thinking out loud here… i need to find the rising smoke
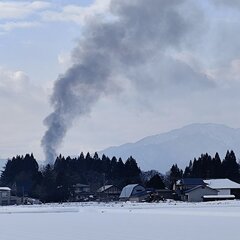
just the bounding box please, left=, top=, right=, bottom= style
left=41, top=0, right=213, bottom=163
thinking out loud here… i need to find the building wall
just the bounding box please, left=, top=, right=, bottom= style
left=0, top=190, right=11, bottom=205
left=104, top=186, right=121, bottom=194
left=218, top=189, right=230, bottom=195
left=186, top=187, right=218, bottom=202
left=74, top=185, right=90, bottom=194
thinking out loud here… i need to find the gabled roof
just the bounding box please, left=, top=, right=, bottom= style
left=97, top=185, right=114, bottom=192
left=179, top=178, right=205, bottom=186
left=204, top=179, right=240, bottom=189
left=184, top=185, right=217, bottom=194
left=119, top=184, right=142, bottom=198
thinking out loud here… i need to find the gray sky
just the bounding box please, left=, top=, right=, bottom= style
left=1, top=0, right=240, bottom=161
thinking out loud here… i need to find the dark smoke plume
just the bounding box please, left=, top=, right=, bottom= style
left=42, top=0, right=212, bottom=163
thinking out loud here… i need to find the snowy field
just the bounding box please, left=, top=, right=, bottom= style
left=1, top=200, right=240, bottom=240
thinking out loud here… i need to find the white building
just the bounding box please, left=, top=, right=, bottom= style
left=184, top=185, right=218, bottom=202
left=204, top=179, right=240, bottom=197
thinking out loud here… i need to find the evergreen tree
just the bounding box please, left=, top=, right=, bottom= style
left=183, top=166, right=191, bottom=178
left=222, top=150, right=240, bottom=181
left=169, top=164, right=183, bottom=184
left=146, top=174, right=165, bottom=189
left=0, top=154, right=41, bottom=196
left=0, top=152, right=143, bottom=202
left=125, top=156, right=141, bottom=178
left=40, top=164, right=56, bottom=202
left=212, top=152, right=222, bottom=178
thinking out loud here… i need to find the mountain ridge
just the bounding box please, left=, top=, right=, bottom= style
left=99, top=123, right=240, bottom=172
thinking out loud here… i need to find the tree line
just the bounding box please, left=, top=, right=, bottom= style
left=168, top=150, right=240, bottom=185
left=1, top=149, right=239, bottom=202
left=0, top=152, right=146, bottom=202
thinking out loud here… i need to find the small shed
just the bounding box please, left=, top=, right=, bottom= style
left=119, top=184, right=147, bottom=202
left=184, top=185, right=218, bottom=202
left=0, top=187, right=11, bottom=205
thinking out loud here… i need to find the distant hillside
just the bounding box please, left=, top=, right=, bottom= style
left=99, top=123, right=240, bottom=172
left=0, top=159, right=7, bottom=172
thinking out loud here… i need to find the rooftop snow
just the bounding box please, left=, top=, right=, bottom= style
left=97, top=185, right=114, bottom=192
left=0, top=187, right=11, bottom=191
left=204, top=179, right=240, bottom=189
left=203, top=195, right=235, bottom=199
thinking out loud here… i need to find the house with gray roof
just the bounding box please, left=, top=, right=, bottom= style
left=119, top=184, right=147, bottom=202
left=174, top=178, right=223, bottom=202
left=174, top=178, right=206, bottom=191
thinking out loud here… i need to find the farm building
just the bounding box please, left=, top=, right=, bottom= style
left=97, top=185, right=121, bottom=201
left=119, top=184, right=148, bottom=202
left=204, top=179, right=240, bottom=198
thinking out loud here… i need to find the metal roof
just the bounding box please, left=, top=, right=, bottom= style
left=204, top=179, right=240, bottom=189
left=184, top=185, right=216, bottom=194
left=119, top=184, right=141, bottom=198
left=179, top=178, right=205, bottom=186
left=97, top=185, right=114, bottom=192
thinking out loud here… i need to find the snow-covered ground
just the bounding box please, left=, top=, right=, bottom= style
left=1, top=200, right=240, bottom=240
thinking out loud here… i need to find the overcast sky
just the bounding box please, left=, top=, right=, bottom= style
left=1, top=0, right=240, bottom=161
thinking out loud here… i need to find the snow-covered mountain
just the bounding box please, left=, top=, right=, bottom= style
left=99, top=123, right=240, bottom=172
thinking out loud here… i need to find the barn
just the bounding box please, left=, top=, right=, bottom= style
left=119, top=184, right=147, bottom=202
